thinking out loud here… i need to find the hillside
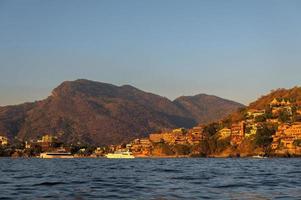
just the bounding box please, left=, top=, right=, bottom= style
left=249, top=87, right=301, bottom=109
left=0, top=79, right=243, bottom=145
left=174, top=94, right=244, bottom=124
left=225, top=87, right=301, bottom=123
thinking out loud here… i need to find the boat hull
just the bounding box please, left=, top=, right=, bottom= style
left=40, top=153, right=74, bottom=159
left=105, top=153, right=135, bottom=159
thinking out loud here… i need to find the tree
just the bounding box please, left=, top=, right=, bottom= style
left=173, top=144, right=191, bottom=155
left=264, top=106, right=273, bottom=119
left=204, top=123, right=220, bottom=137
left=255, top=115, right=266, bottom=123
left=293, top=139, right=301, bottom=147
left=199, top=139, right=210, bottom=157
left=279, top=110, right=291, bottom=123
left=254, top=125, right=276, bottom=154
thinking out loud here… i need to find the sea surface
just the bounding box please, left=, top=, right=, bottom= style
left=0, top=158, right=301, bottom=200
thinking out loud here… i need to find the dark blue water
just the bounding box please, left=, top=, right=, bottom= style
left=0, top=158, right=301, bottom=200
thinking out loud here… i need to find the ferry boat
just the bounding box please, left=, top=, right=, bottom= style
left=105, top=150, right=135, bottom=159
left=39, top=148, right=74, bottom=159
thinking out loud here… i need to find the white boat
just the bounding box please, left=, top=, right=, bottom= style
left=39, top=148, right=74, bottom=159
left=105, top=150, right=135, bottom=159
left=252, top=155, right=267, bottom=159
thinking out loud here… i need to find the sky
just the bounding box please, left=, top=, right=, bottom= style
left=1, top=0, right=301, bottom=106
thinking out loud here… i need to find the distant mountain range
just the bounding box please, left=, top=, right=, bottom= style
left=0, top=79, right=244, bottom=145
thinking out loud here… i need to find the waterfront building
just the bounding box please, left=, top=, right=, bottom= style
left=139, top=138, right=152, bottom=148
left=271, top=123, right=301, bottom=150
left=130, top=138, right=153, bottom=156
left=284, top=123, right=301, bottom=138
left=37, top=134, right=59, bottom=151
left=0, top=136, right=9, bottom=146
left=187, top=127, right=205, bottom=144
left=37, top=135, right=58, bottom=143
left=93, top=147, right=104, bottom=156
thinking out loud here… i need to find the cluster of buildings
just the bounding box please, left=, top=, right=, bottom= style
left=149, top=127, right=206, bottom=145
left=269, top=98, right=293, bottom=117
left=217, top=121, right=262, bottom=145
left=101, top=98, right=301, bottom=156
left=25, top=134, right=61, bottom=152
left=218, top=98, right=301, bottom=149
left=218, top=122, right=244, bottom=145
left=124, top=127, right=206, bottom=156
left=271, top=123, right=301, bottom=153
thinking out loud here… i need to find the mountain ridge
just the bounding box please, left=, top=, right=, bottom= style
left=0, top=79, right=244, bottom=145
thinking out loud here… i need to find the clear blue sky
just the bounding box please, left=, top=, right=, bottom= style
left=1, top=0, right=301, bottom=106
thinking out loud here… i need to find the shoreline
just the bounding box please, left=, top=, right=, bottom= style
left=2, top=154, right=301, bottom=159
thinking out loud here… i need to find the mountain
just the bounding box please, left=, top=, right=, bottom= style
left=174, top=94, right=244, bottom=124
left=0, top=79, right=244, bottom=145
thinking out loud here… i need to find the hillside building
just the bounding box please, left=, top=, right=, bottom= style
left=37, top=134, right=59, bottom=151
left=247, top=109, right=266, bottom=118
left=230, top=122, right=245, bottom=145
left=271, top=123, right=301, bottom=150
left=0, top=136, right=9, bottom=146
left=218, top=128, right=231, bottom=139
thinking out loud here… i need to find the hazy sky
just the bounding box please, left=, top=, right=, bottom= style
left=1, top=0, right=301, bottom=106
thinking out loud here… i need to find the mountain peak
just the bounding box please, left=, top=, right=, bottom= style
left=51, top=79, right=117, bottom=98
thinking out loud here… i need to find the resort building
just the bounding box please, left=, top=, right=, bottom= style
left=37, top=134, right=59, bottom=151
left=187, top=127, right=205, bottom=144
left=130, top=138, right=153, bottom=156
left=284, top=123, right=301, bottom=138
left=218, top=128, right=231, bottom=139
left=230, top=122, right=245, bottom=145
left=139, top=138, right=152, bottom=149
left=37, top=135, right=58, bottom=143
left=270, top=98, right=291, bottom=107
left=0, top=136, right=9, bottom=146
left=271, top=123, right=301, bottom=150
left=247, top=109, right=266, bottom=118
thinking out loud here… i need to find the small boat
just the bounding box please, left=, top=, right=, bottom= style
left=105, top=150, right=135, bottom=159
left=252, top=155, right=267, bottom=159
left=39, top=148, right=74, bottom=159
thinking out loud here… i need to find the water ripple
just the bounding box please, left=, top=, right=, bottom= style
left=0, top=158, right=301, bottom=199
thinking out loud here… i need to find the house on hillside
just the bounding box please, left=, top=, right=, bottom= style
left=37, top=134, right=59, bottom=151
left=0, top=136, right=9, bottom=146
left=245, top=123, right=261, bottom=138
left=271, top=123, right=301, bottom=150
left=270, top=98, right=291, bottom=107
left=130, top=138, right=153, bottom=156
left=218, top=128, right=231, bottom=139
left=247, top=109, right=266, bottom=118
left=230, top=122, right=245, bottom=145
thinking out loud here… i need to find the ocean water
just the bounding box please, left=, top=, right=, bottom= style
left=0, top=158, right=301, bottom=200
